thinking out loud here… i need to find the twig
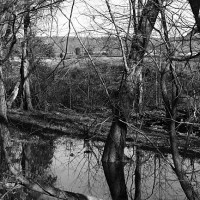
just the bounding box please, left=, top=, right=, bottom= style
left=105, top=0, right=129, bottom=73
left=46, top=0, right=75, bottom=80
left=121, top=119, right=175, bottom=170
left=59, top=8, right=113, bottom=105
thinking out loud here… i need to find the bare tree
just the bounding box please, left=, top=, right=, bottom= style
left=102, top=0, right=163, bottom=162
left=20, top=0, right=33, bottom=110
left=0, top=1, right=102, bottom=199
left=102, top=162, right=128, bottom=200
left=158, top=2, right=200, bottom=199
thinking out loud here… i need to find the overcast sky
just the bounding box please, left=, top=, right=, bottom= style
left=39, top=0, right=195, bottom=38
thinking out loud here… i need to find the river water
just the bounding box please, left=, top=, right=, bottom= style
left=1, top=135, right=200, bottom=200
left=49, top=136, right=199, bottom=200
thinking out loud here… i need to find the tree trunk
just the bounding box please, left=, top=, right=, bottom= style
left=7, top=81, right=20, bottom=109
left=20, top=0, right=33, bottom=111
left=0, top=66, right=101, bottom=200
left=128, top=0, right=162, bottom=113
left=169, top=79, right=200, bottom=200
left=188, top=0, right=200, bottom=32
left=159, top=6, right=200, bottom=198
left=160, top=65, right=200, bottom=199
left=102, top=0, right=163, bottom=163
left=160, top=72, right=171, bottom=122
left=134, top=147, right=142, bottom=200
left=21, top=143, right=32, bottom=178
left=169, top=109, right=199, bottom=199
left=0, top=67, right=7, bottom=122
left=102, top=162, right=128, bottom=200
left=102, top=115, right=127, bottom=162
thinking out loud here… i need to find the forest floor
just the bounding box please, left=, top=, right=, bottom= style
left=7, top=108, right=200, bottom=158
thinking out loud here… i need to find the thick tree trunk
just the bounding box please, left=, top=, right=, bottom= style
left=128, top=0, right=162, bottom=113
left=128, top=65, right=143, bottom=113
left=102, top=116, right=127, bottom=162
left=20, top=0, right=33, bottom=111
left=102, top=0, right=163, bottom=163
left=102, top=162, right=128, bottom=200
left=20, top=58, right=33, bottom=110
left=102, top=79, right=131, bottom=163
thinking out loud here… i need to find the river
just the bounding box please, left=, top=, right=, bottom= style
left=1, top=135, right=199, bottom=200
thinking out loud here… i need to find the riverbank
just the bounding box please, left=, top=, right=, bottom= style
left=7, top=108, right=200, bottom=158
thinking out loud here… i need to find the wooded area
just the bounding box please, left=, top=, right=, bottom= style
left=1, top=0, right=200, bottom=199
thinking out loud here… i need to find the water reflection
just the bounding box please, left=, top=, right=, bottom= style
left=125, top=148, right=184, bottom=200
left=0, top=137, right=57, bottom=200
left=51, top=138, right=106, bottom=198
left=1, top=135, right=200, bottom=200
left=21, top=140, right=56, bottom=184
left=102, top=162, right=128, bottom=200
left=51, top=137, right=200, bottom=200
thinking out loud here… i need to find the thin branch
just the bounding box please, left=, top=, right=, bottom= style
left=59, top=7, right=113, bottom=106
left=46, top=0, right=75, bottom=80
left=105, top=0, right=129, bottom=73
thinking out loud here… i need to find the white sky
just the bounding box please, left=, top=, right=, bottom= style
left=38, top=0, right=195, bottom=38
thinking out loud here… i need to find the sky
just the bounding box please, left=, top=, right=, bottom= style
left=38, top=0, right=195, bottom=38
left=39, top=0, right=135, bottom=37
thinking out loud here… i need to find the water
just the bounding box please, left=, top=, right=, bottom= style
left=51, top=138, right=106, bottom=198
left=49, top=136, right=197, bottom=200
left=1, top=135, right=200, bottom=200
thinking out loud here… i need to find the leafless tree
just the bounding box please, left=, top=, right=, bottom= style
left=102, top=0, right=164, bottom=162
left=20, top=0, right=33, bottom=110
left=0, top=1, right=102, bottom=199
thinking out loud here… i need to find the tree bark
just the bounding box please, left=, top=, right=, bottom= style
left=102, top=162, right=128, bottom=200
left=20, top=0, right=33, bottom=111
left=102, top=0, right=163, bottom=163
left=128, top=0, right=162, bottom=113
left=102, top=116, right=127, bottom=163
left=160, top=72, right=171, bottom=121
left=134, top=147, right=142, bottom=200
left=0, top=67, right=7, bottom=122
left=188, top=0, right=200, bottom=32
left=7, top=81, right=20, bottom=109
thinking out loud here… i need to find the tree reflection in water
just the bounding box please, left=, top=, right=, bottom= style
left=1, top=136, right=200, bottom=199
left=21, top=139, right=56, bottom=185
left=0, top=136, right=56, bottom=200
left=52, top=137, right=200, bottom=200
left=124, top=146, right=200, bottom=200
left=102, top=162, right=128, bottom=200
left=51, top=138, right=105, bottom=197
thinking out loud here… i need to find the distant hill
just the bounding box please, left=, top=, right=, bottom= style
left=40, top=36, right=122, bottom=57
left=31, top=33, right=200, bottom=58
